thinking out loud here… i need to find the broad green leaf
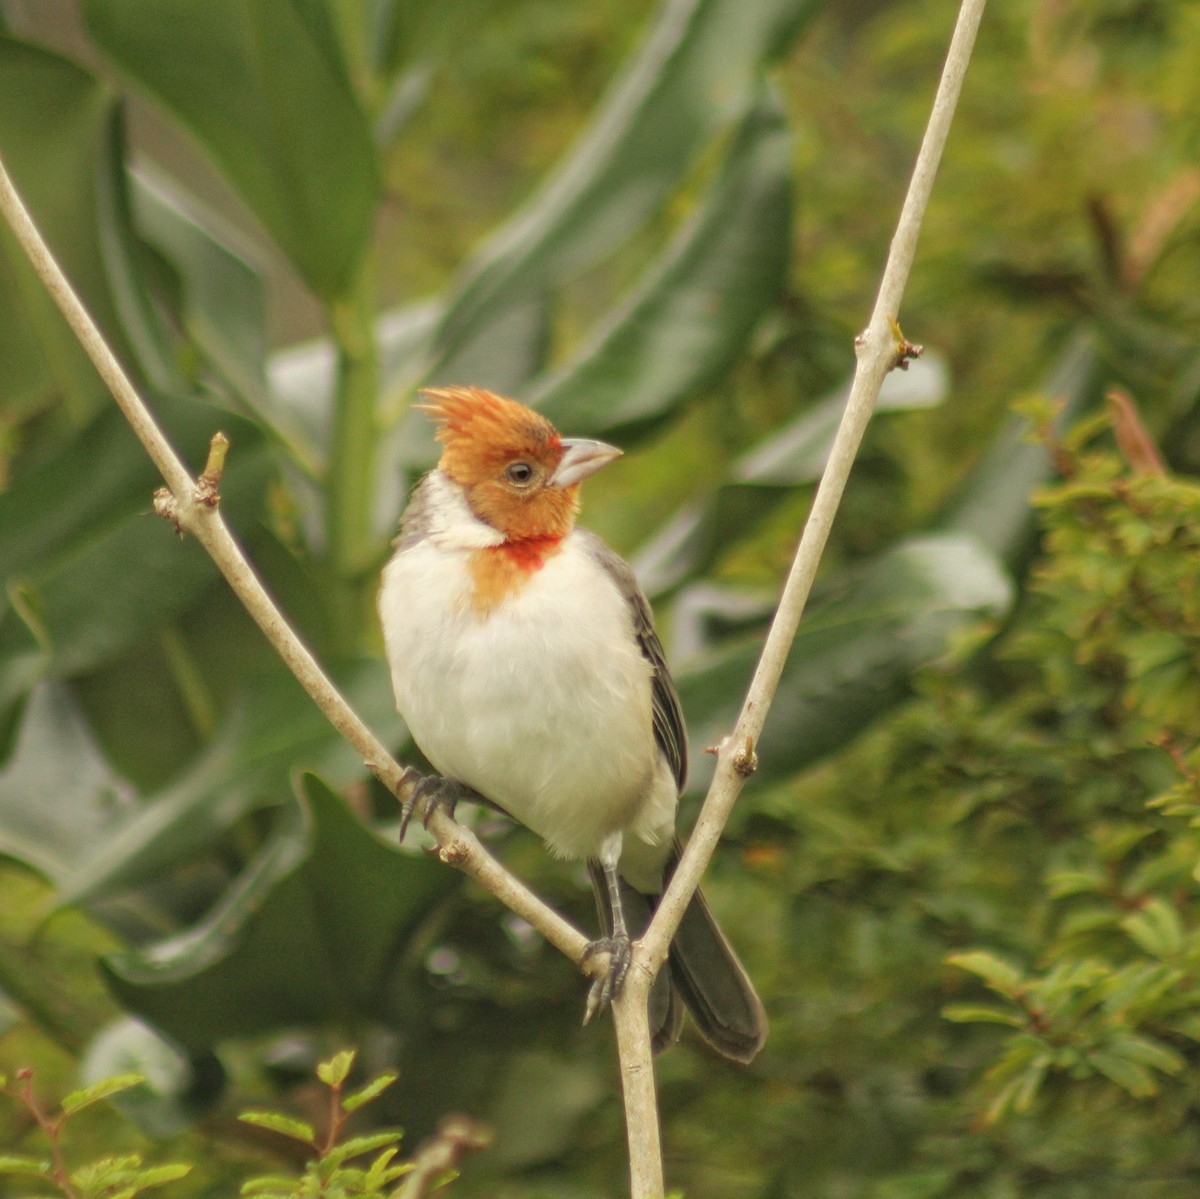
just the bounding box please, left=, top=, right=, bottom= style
left=0, top=37, right=134, bottom=413
left=82, top=1017, right=225, bottom=1137
left=102, top=774, right=457, bottom=1051
left=54, top=658, right=401, bottom=907
left=633, top=353, right=949, bottom=595
left=0, top=599, right=47, bottom=718
left=937, top=331, right=1099, bottom=564
left=82, top=0, right=381, bottom=300
left=0, top=405, right=206, bottom=583
left=677, top=534, right=1013, bottom=789
left=268, top=299, right=440, bottom=466
left=8, top=440, right=273, bottom=680
left=372, top=0, right=489, bottom=79
left=0, top=683, right=134, bottom=885
left=0, top=417, right=149, bottom=607
left=732, top=355, right=949, bottom=488
left=131, top=172, right=269, bottom=410
left=426, top=295, right=550, bottom=404
left=433, top=0, right=819, bottom=362
left=529, top=88, right=791, bottom=438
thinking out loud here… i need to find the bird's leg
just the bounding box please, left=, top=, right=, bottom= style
left=398, top=773, right=479, bottom=843
left=582, top=832, right=632, bottom=1023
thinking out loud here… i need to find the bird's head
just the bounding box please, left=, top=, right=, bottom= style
left=418, top=386, right=621, bottom=542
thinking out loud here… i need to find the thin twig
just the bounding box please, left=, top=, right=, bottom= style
left=0, top=1, right=986, bottom=1187
left=638, top=0, right=989, bottom=984
left=0, top=150, right=584, bottom=978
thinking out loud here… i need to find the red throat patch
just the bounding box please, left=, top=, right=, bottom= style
left=467, top=535, right=564, bottom=615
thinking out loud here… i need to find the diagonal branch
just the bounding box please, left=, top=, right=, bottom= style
left=0, top=151, right=587, bottom=973
left=638, top=0, right=990, bottom=974
left=1, top=2, right=987, bottom=1188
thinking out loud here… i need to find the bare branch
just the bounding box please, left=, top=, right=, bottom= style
left=640, top=0, right=990, bottom=974
left=611, top=986, right=663, bottom=1199
left=0, top=150, right=586, bottom=982
left=0, top=3, right=987, bottom=1189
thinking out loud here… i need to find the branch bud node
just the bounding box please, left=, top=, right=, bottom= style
left=152, top=487, right=185, bottom=537
left=733, top=736, right=758, bottom=777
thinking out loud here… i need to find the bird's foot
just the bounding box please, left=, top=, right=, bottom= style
left=398, top=773, right=472, bottom=843
left=581, top=934, right=632, bottom=1024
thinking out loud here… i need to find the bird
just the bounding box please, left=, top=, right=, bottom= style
left=378, top=385, right=766, bottom=1062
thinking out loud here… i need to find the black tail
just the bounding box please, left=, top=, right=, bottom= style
left=589, top=846, right=767, bottom=1063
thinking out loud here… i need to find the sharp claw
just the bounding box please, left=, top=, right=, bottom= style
left=398, top=795, right=418, bottom=844
left=397, top=773, right=464, bottom=846
left=581, top=934, right=631, bottom=1022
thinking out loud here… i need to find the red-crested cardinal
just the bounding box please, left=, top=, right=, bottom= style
left=378, top=386, right=766, bottom=1062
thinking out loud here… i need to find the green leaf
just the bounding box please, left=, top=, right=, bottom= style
left=633, top=353, right=949, bottom=594
left=677, top=534, right=1013, bottom=787
left=1010, top=1058, right=1050, bottom=1114
left=269, top=299, right=440, bottom=470
left=131, top=173, right=269, bottom=410
left=434, top=0, right=818, bottom=362
left=1120, top=897, right=1185, bottom=959
left=54, top=657, right=401, bottom=906
left=81, top=1017, right=224, bottom=1138
left=0, top=36, right=145, bottom=413
left=1107, top=1033, right=1184, bottom=1075
left=82, top=0, right=381, bottom=300
left=946, top=951, right=1025, bottom=994
left=101, top=775, right=457, bottom=1051
left=124, top=1163, right=192, bottom=1188
left=937, top=332, right=1099, bottom=564
left=1087, top=1048, right=1159, bottom=1097
left=10, top=437, right=272, bottom=681
left=530, top=86, right=792, bottom=439
left=240, top=1175, right=304, bottom=1196
left=0, top=1155, right=51, bottom=1177
left=0, top=683, right=133, bottom=885
left=342, top=1071, right=399, bottom=1113
left=427, top=294, right=551, bottom=406
left=316, top=1049, right=356, bottom=1088
left=941, top=1004, right=1025, bottom=1028
left=363, top=1147, right=411, bottom=1189
left=322, top=1131, right=404, bottom=1168
left=238, top=1110, right=316, bottom=1144
left=62, top=1073, right=147, bottom=1114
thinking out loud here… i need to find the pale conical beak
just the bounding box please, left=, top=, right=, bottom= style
left=551, top=438, right=622, bottom=488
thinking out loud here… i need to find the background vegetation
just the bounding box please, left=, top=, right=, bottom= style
left=2, top=0, right=1200, bottom=1195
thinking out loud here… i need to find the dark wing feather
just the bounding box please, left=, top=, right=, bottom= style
left=577, top=530, right=687, bottom=793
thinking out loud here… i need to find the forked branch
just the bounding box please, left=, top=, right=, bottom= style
left=0, top=2, right=987, bottom=1188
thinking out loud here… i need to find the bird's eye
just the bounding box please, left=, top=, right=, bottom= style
left=505, top=461, right=535, bottom=486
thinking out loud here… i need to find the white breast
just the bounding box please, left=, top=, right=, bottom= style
left=378, top=532, right=677, bottom=869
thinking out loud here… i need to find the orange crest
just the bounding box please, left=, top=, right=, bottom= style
left=418, top=386, right=562, bottom=484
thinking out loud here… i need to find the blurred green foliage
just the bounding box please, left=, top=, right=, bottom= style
left=1, top=0, right=1200, bottom=1195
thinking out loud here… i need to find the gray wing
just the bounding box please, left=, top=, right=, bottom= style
left=578, top=530, right=687, bottom=793
left=392, top=472, right=437, bottom=551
